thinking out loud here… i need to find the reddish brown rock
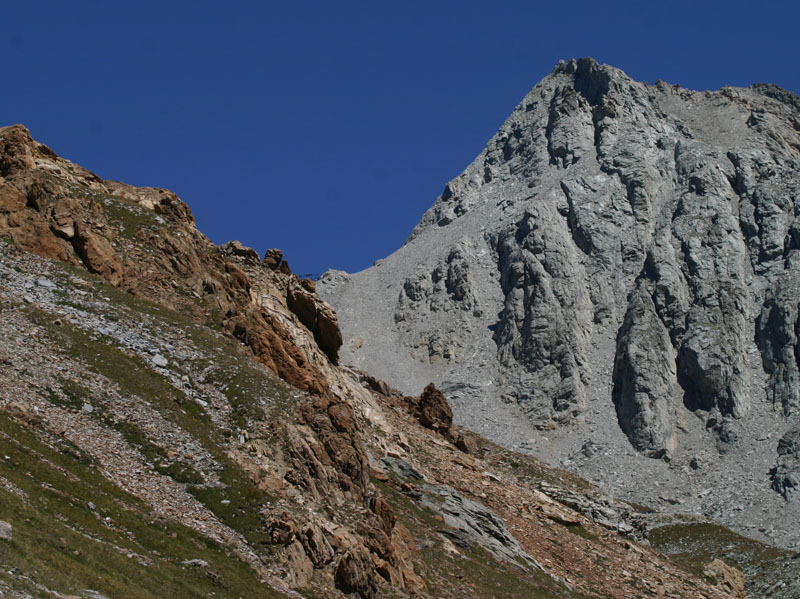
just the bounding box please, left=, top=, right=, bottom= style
left=285, top=540, right=314, bottom=587
left=263, top=248, right=283, bottom=270
left=222, top=240, right=260, bottom=265
left=72, top=222, right=123, bottom=286
left=50, top=197, right=78, bottom=239
left=703, top=559, right=746, bottom=599
left=6, top=209, right=73, bottom=262
left=334, top=546, right=378, bottom=599
left=0, top=125, right=37, bottom=173
left=299, top=523, right=335, bottom=567
left=263, top=247, right=291, bottom=273
left=265, top=515, right=298, bottom=546
left=224, top=261, right=251, bottom=291
left=0, top=181, right=26, bottom=213
left=370, top=493, right=396, bottom=533
left=361, top=526, right=394, bottom=562
left=328, top=401, right=357, bottom=434
left=416, top=383, right=453, bottom=435
left=287, top=281, right=343, bottom=364
left=300, top=278, right=316, bottom=293
left=360, top=372, right=395, bottom=397
left=232, top=309, right=326, bottom=396
left=454, top=432, right=477, bottom=455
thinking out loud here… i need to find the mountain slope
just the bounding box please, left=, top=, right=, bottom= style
left=0, top=123, right=762, bottom=598
left=318, top=58, right=800, bottom=552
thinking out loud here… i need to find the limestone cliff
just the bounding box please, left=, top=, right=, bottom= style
left=319, top=58, right=800, bottom=553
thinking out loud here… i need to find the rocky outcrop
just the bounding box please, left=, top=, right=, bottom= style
left=411, top=383, right=453, bottom=434
left=771, top=428, right=800, bottom=499
left=421, top=484, right=537, bottom=567
left=0, top=123, right=411, bottom=598
left=612, top=284, right=679, bottom=458
left=319, top=59, right=800, bottom=548
left=490, top=211, right=591, bottom=425
left=287, top=279, right=343, bottom=364
left=334, top=547, right=378, bottom=599
left=756, top=277, right=800, bottom=415
left=0, top=124, right=342, bottom=399
left=703, top=559, right=747, bottom=599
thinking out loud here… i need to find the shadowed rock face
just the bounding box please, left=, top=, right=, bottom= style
left=771, top=428, right=800, bottom=499
left=319, top=58, right=800, bottom=546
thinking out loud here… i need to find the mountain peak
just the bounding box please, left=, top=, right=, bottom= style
left=319, top=59, right=800, bottom=573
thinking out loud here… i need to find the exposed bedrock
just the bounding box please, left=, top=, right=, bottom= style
left=318, top=58, right=800, bottom=519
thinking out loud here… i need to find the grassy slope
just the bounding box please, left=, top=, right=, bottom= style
left=0, top=256, right=295, bottom=597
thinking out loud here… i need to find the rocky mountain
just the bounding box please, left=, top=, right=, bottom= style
left=6, top=122, right=792, bottom=598
left=318, top=58, right=800, bottom=557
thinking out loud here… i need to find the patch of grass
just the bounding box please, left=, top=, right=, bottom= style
left=0, top=413, right=283, bottom=599
left=649, top=522, right=792, bottom=585
left=157, top=461, right=205, bottom=485
left=23, top=304, right=278, bottom=546
left=479, top=439, right=595, bottom=494
left=59, top=179, right=164, bottom=241
left=50, top=259, right=194, bottom=330
left=194, top=343, right=302, bottom=428
left=54, top=377, right=205, bottom=487
left=58, top=378, right=91, bottom=409
left=25, top=304, right=205, bottom=421
left=101, top=196, right=162, bottom=240
left=561, top=522, right=600, bottom=543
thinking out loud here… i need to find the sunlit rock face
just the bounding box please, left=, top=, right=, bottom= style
left=320, top=58, right=800, bottom=550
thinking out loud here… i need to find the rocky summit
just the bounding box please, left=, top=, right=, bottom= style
left=2, top=62, right=800, bottom=598
left=318, top=58, right=800, bottom=557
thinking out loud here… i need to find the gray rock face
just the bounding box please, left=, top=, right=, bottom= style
left=421, top=485, right=538, bottom=568
left=319, top=58, right=800, bottom=549
left=771, top=428, right=800, bottom=499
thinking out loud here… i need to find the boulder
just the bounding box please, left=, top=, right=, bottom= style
left=0, top=520, right=11, bottom=541
left=72, top=222, right=123, bottom=286
left=416, top=383, right=453, bottom=434
left=703, top=558, right=746, bottom=599
left=771, top=428, right=800, bottom=499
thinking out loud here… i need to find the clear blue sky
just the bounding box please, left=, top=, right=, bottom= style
left=4, top=1, right=799, bottom=276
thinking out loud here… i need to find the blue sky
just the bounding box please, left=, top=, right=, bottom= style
left=3, top=1, right=799, bottom=276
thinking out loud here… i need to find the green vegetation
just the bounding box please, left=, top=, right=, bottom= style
left=477, top=438, right=595, bottom=494
left=561, top=522, right=600, bottom=543
left=22, top=301, right=283, bottom=549
left=649, top=521, right=792, bottom=587
left=59, top=178, right=166, bottom=241
left=100, top=194, right=164, bottom=240
left=0, top=414, right=283, bottom=599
